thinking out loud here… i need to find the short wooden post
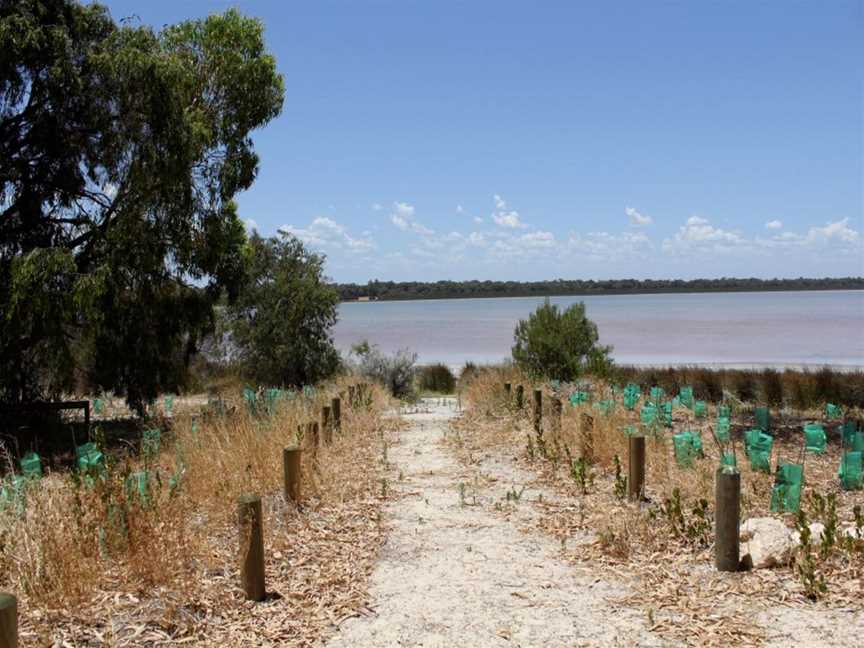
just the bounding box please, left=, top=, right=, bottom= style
left=348, top=385, right=356, bottom=407
left=322, top=406, right=332, bottom=445
left=715, top=468, right=741, bottom=572
left=83, top=401, right=90, bottom=438
left=237, top=495, right=265, bottom=601
left=307, top=421, right=319, bottom=450
left=552, top=397, right=562, bottom=434
left=504, top=382, right=512, bottom=401
left=515, top=385, right=524, bottom=411
left=533, top=389, right=542, bottom=433
left=0, top=592, right=16, bottom=648
left=283, top=446, right=301, bottom=503
left=579, top=413, right=594, bottom=461
left=628, top=435, right=646, bottom=502
left=331, top=397, right=341, bottom=433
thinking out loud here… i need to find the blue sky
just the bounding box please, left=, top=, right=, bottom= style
left=102, top=0, right=863, bottom=282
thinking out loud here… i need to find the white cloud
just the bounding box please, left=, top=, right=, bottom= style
left=625, top=206, right=652, bottom=226
left=468, top=232, right=487, bottom=247
left=519, top=230, right=556, bottom=248
left=387, top=201, right=434, bottom=236
left=280, top=216, right=375, bottom=253
left=473, top=216, right=484, bottom=224
left=568, top=231, right=652, bottom=260
left=371, top=203, right=383, bottom=211
left=765, top=220, right=783, bottom=230
left=494, top=194, right=507, bottom=210
left=662, top=215, right=745, bottom=254
left=493, top=211, right=527, bottom=229
left=244, top=218, right=258, bottom=233
left=456, top=204, right=464, bottom=214
left=807, top=218, right=859, bottom=244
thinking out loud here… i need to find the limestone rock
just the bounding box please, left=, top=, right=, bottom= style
left=740, top=517, right=796, bottom=569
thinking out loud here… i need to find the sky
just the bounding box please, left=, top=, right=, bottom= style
left=101, top=0, right=863, bottom=283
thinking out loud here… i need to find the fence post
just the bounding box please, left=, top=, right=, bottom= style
left=628, top=435, right=645, bottom=502
left=322, top=406, right=332, bottom=445
left=533, top=389, right=542, bottom=434
left=552, top=397, right=562, bottom=435
left=307, top=421, right=319, bottom=450
left=504, top=382, right=512, bottom=402
left=282, top=446, right=301, bottom=503
left=715, top=468, right=741, bottom=572
left=237, top=495, right=265, bottom=601
left=579, top=413, right=594, bottom=461
left=515, top=385, right=524, bottom=411
left=0, top=592, right=16, bottom=648
left=348, top=385, right=356, bottom=407
left=331, top=397, right=341, bottom=433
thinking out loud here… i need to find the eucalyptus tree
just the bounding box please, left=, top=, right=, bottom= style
left=0, top=1, right=283, bottom=410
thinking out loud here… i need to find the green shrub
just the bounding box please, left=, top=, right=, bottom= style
left=511, top=299, right=612, bottom=381
left=760, top=369, right=784, bottom=406
left=418, top=364, right=456, bottom=393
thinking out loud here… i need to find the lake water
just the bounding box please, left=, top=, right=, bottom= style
left=333, top=290, right=864, bottom=369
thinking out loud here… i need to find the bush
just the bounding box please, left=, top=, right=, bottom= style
left=349, top=341, right=417, bottom=397
left=760, top=369, right=784, bottom=406
left=512, top=299, right=612, bottom=381
left=418, top=364, right=456, bottom=393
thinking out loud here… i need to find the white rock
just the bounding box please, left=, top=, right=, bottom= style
left=740, top=517, right=797, bottom=569
left=841, top=526, right=863, bottom=540
left=790, top=522, right=826, bottom=546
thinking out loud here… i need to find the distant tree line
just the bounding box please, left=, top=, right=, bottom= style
left=336, top=277, right=864, bottom=302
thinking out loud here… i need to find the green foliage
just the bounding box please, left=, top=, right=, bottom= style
left=511, top=299, right=612, bottom=382
left=227, top=232, right=339, bottom=387
left=418, top=364, right=456, bottom=393
left=0, top=1, right=284, bottom=410
left=655, top=488, right=711, bottom=546
left=350, top=341, right=417, bottom=397
left=795, top=509, right=827, bottom=600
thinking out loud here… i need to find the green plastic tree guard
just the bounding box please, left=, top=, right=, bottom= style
left=93, top=398, right=104, bottom=415
left=164, top=394, right=174, bottom=415
left=679, top=386, right=694, bottom=408
left=570, top=391, right=589, bottom=406
left=594, top=399, right=614, bottom=415
left=661, top=401, right=673, bottom=427
left=649, top=386, right=664, bottom=403
left=770, top=463, right=804, bottom=513
left=755, top=407, right=770, bottom=432
left=746, top=431, right=773, bottom=472
left=142, top=428, right=161, bottom=460
left=20, top=452, right=42, bottom=479
left=825, top=403, right=842, bottom=419
left=720, top=452, right=737, bottom=471
left=716, top=416, right=731, bottom=442
left=804, top=423, right=826, bottom=454
left=694, top=401, right=707, bottom=418
left=673, top=431, right=703, bottom=468
left=838, top=452, right=863, bottom=491
left=126, top=471, right=150, bottom=506
left=718, top=404, right=731, bottom=418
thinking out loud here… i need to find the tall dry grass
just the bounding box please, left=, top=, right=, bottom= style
left=0, top=375, right=392, bottom=639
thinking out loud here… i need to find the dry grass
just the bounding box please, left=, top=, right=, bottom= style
left=0, top=376, right=397, bottom=646
left=447, top=367, right=863, bottom=646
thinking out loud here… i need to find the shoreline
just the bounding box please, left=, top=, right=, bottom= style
left=337, top=286, right=864, bottom=305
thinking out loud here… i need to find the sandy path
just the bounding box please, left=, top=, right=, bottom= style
left=327, top=399, right=667, bottom=647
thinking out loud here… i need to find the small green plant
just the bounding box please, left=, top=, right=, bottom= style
left=656, top=488, right=711, bottom=546
left=613, top=454, right=627, bottom=500
left=506, top=485, right=526, bottom=502
left=570, top=456, right=593, bottom=494
left=795, top=509, right=827, bottom=600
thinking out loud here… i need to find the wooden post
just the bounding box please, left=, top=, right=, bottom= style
left=282, top=447, right=301, bottom=503
left=237, top=495, right=265, bottom=601
left=533, top=389, right=542, bottom=434
left=504, top=382, right=512, bottom=401
left=515, top=385, right=524, bottom=411
left=322, top=406, right=332, bottom=445
left=0, top=592, right=16, bottom=648
left=579, top=413, right=594, bottom=461
left=628, top=435, right=646, bottom=502
left=348, top=385, right=356, bottom=407
left=552, top=397, right=562, bottom=434
left=331, top=397, right=341, bottom=433
left=307, top=421, right=319, bottom=450
left=83, top=401, right=90, bottom=439
left=715, top=468, right=741, bottom=572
